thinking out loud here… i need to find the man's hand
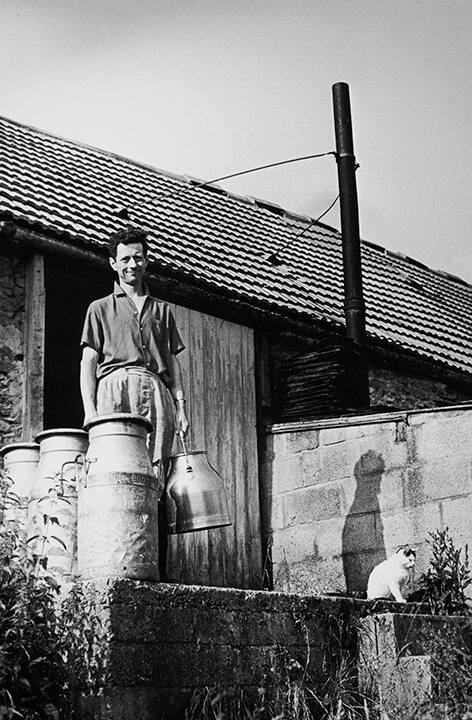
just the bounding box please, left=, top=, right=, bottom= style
left=176, top=404, right=189, bottom=436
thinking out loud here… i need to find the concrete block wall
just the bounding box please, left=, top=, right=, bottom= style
left=359, top=612, right=472, bottom=718
left=0, top=255, right=25, bottom=444
left=72, top=581, right=472, bottom=720
left=261, top=405, right=472, bottom=596
left=73, top=579, right=367, bottom=720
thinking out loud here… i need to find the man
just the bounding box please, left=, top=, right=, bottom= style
left=80, top=226, right=189, bottom=495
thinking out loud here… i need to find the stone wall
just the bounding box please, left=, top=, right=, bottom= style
left=261, top=404, right=472, bottom=595
left=0, top=255, right=25, bottom=444
left=359, top=611, right=472, bottom=718
left=72, top=580, right=472, bottom=720
left=74, top=580, right=359, bottom=720
left=369, top=365, right=469, bottom=410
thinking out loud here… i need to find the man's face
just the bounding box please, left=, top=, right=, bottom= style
left=109, top=242, right=148, bottom=287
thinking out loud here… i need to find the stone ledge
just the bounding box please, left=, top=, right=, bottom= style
left=86, top=578, right=424, bottom=615
left=268, top=402, right=472, bottom=435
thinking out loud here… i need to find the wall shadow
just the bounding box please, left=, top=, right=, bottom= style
left=342, top=449, right=387, bottom=595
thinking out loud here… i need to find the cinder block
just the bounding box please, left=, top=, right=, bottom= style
left=270, top=495, right=284, bottom=530
left=110, top=605, right=197, bottom=644
left=319, top=440, right=359, bottom=482
left=381, top=503, right=442, bottom=552
left=273, top=554, right=346, bottom=595
left=359, top=426, right=408, bottom=469
left=272, top=432, right=286, bottom=457
left=358, top=421, right=392, bottom=438
left=358, top=614, right=432, bottom=719
left=314, top=516, right=345, bottom=558
left=301, top=449, right=322, bottom=486
left=403, top=459, right=471, bottom=506
left=359, top=611, right=472, bottom=719
left=283, top=484, right=342, bottom=526
left=272, top=453, right=304, bottom=493
left=413, top=412, right=472, bottom=461
left=321, top=426, right=351, bottom=446
left=440, top=495, right=472, bottom=548
left=341, top=511, right=378, bottom=552
left=340, top=474, right=384, bottom=516
left=407, top=541, right=430, bottom=580
left=378, top=468, right=405, bottom=512
left=271, top=524, right=316, bottom=564
left=285, top=429, right=319, bottom=454
left=408, top=407, right=467, bottom=429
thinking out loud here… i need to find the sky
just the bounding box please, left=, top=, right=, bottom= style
left=1, top=0, right=472, bottom=284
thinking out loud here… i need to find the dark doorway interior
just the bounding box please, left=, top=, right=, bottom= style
left=44, top=256, right=109, bottom=430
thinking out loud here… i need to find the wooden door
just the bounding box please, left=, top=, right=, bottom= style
left=166, top=305, right=262, bottom=590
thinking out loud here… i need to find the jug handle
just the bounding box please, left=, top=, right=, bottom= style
left=177, top=430, right=193, bottom=472
left=56, top=454, right=86, bottom=495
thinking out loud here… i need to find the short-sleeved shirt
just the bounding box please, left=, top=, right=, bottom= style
left=80, top=282, right=184, bottom=384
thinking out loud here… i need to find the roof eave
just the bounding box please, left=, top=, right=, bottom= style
left=2, top=217, right=472, bottom=387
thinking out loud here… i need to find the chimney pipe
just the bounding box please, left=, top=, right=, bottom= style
left=332, top=82, right=366, bottom=347
left=332, top=83, right=370, bottom=408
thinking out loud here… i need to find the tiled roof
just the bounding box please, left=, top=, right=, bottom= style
left=1, top=115, right=471, bottom=376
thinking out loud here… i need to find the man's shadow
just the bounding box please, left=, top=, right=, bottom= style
left=342, top=450, right=387, bottom=595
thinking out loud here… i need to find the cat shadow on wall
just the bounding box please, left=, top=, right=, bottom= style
left=342, top=450, right=387, bottom=595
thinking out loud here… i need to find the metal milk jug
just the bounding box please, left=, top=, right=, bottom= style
left=28, top=428, right=88, bottom=582
left=0, top=442, right=40, bottom=532
left=165, top=433, right=231, bottom=534
left=78, top=413, right=159, bottom=581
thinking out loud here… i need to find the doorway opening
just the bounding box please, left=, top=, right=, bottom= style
left=44, top=256, right=110, bottom=429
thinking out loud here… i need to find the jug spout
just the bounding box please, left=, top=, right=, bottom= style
left=165, top=449, right=231, bottom=534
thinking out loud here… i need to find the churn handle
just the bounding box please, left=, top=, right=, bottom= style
left=177, top=430, right=192, bottom=471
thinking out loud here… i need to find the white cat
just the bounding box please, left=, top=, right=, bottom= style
left=366, top=547, right=416, bottom=603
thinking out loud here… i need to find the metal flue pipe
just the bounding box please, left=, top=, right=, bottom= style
left=332, top=82, right=366, bottom=347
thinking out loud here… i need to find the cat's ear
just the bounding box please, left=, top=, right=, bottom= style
left=396, top=545, right=416, bottom=558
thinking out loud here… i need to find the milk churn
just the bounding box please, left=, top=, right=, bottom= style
left=0, top=442, right=40, bottom=532
left=165, top=433, right=231, bottom=534
left=28, top=428, right=88, bottom=583
left=78, top=413, right=159, bottom=581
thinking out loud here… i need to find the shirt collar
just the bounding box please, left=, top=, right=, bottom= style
left=113, top=281, right=150, bottom=297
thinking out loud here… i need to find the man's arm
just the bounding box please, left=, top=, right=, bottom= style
left=80, top=345, right=99, bottom=426
left=168, top=353, right=190, bottom=436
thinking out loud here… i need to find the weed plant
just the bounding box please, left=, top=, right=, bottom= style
left=0, top=467, right=91, bottom=720
left=185, top=614, right=371, bottom=720
left=0, top=519, right=68, bottom=718
left=414, top=527, right=471, bottom=615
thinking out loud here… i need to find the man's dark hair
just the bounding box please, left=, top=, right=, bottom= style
left=108, top=226, right=149, bottom=258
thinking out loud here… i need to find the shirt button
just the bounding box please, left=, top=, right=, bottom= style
left=142, top=345, right=146, bottom=349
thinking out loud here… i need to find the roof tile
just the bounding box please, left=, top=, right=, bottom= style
left=0, top=116, right=471, bottom=375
